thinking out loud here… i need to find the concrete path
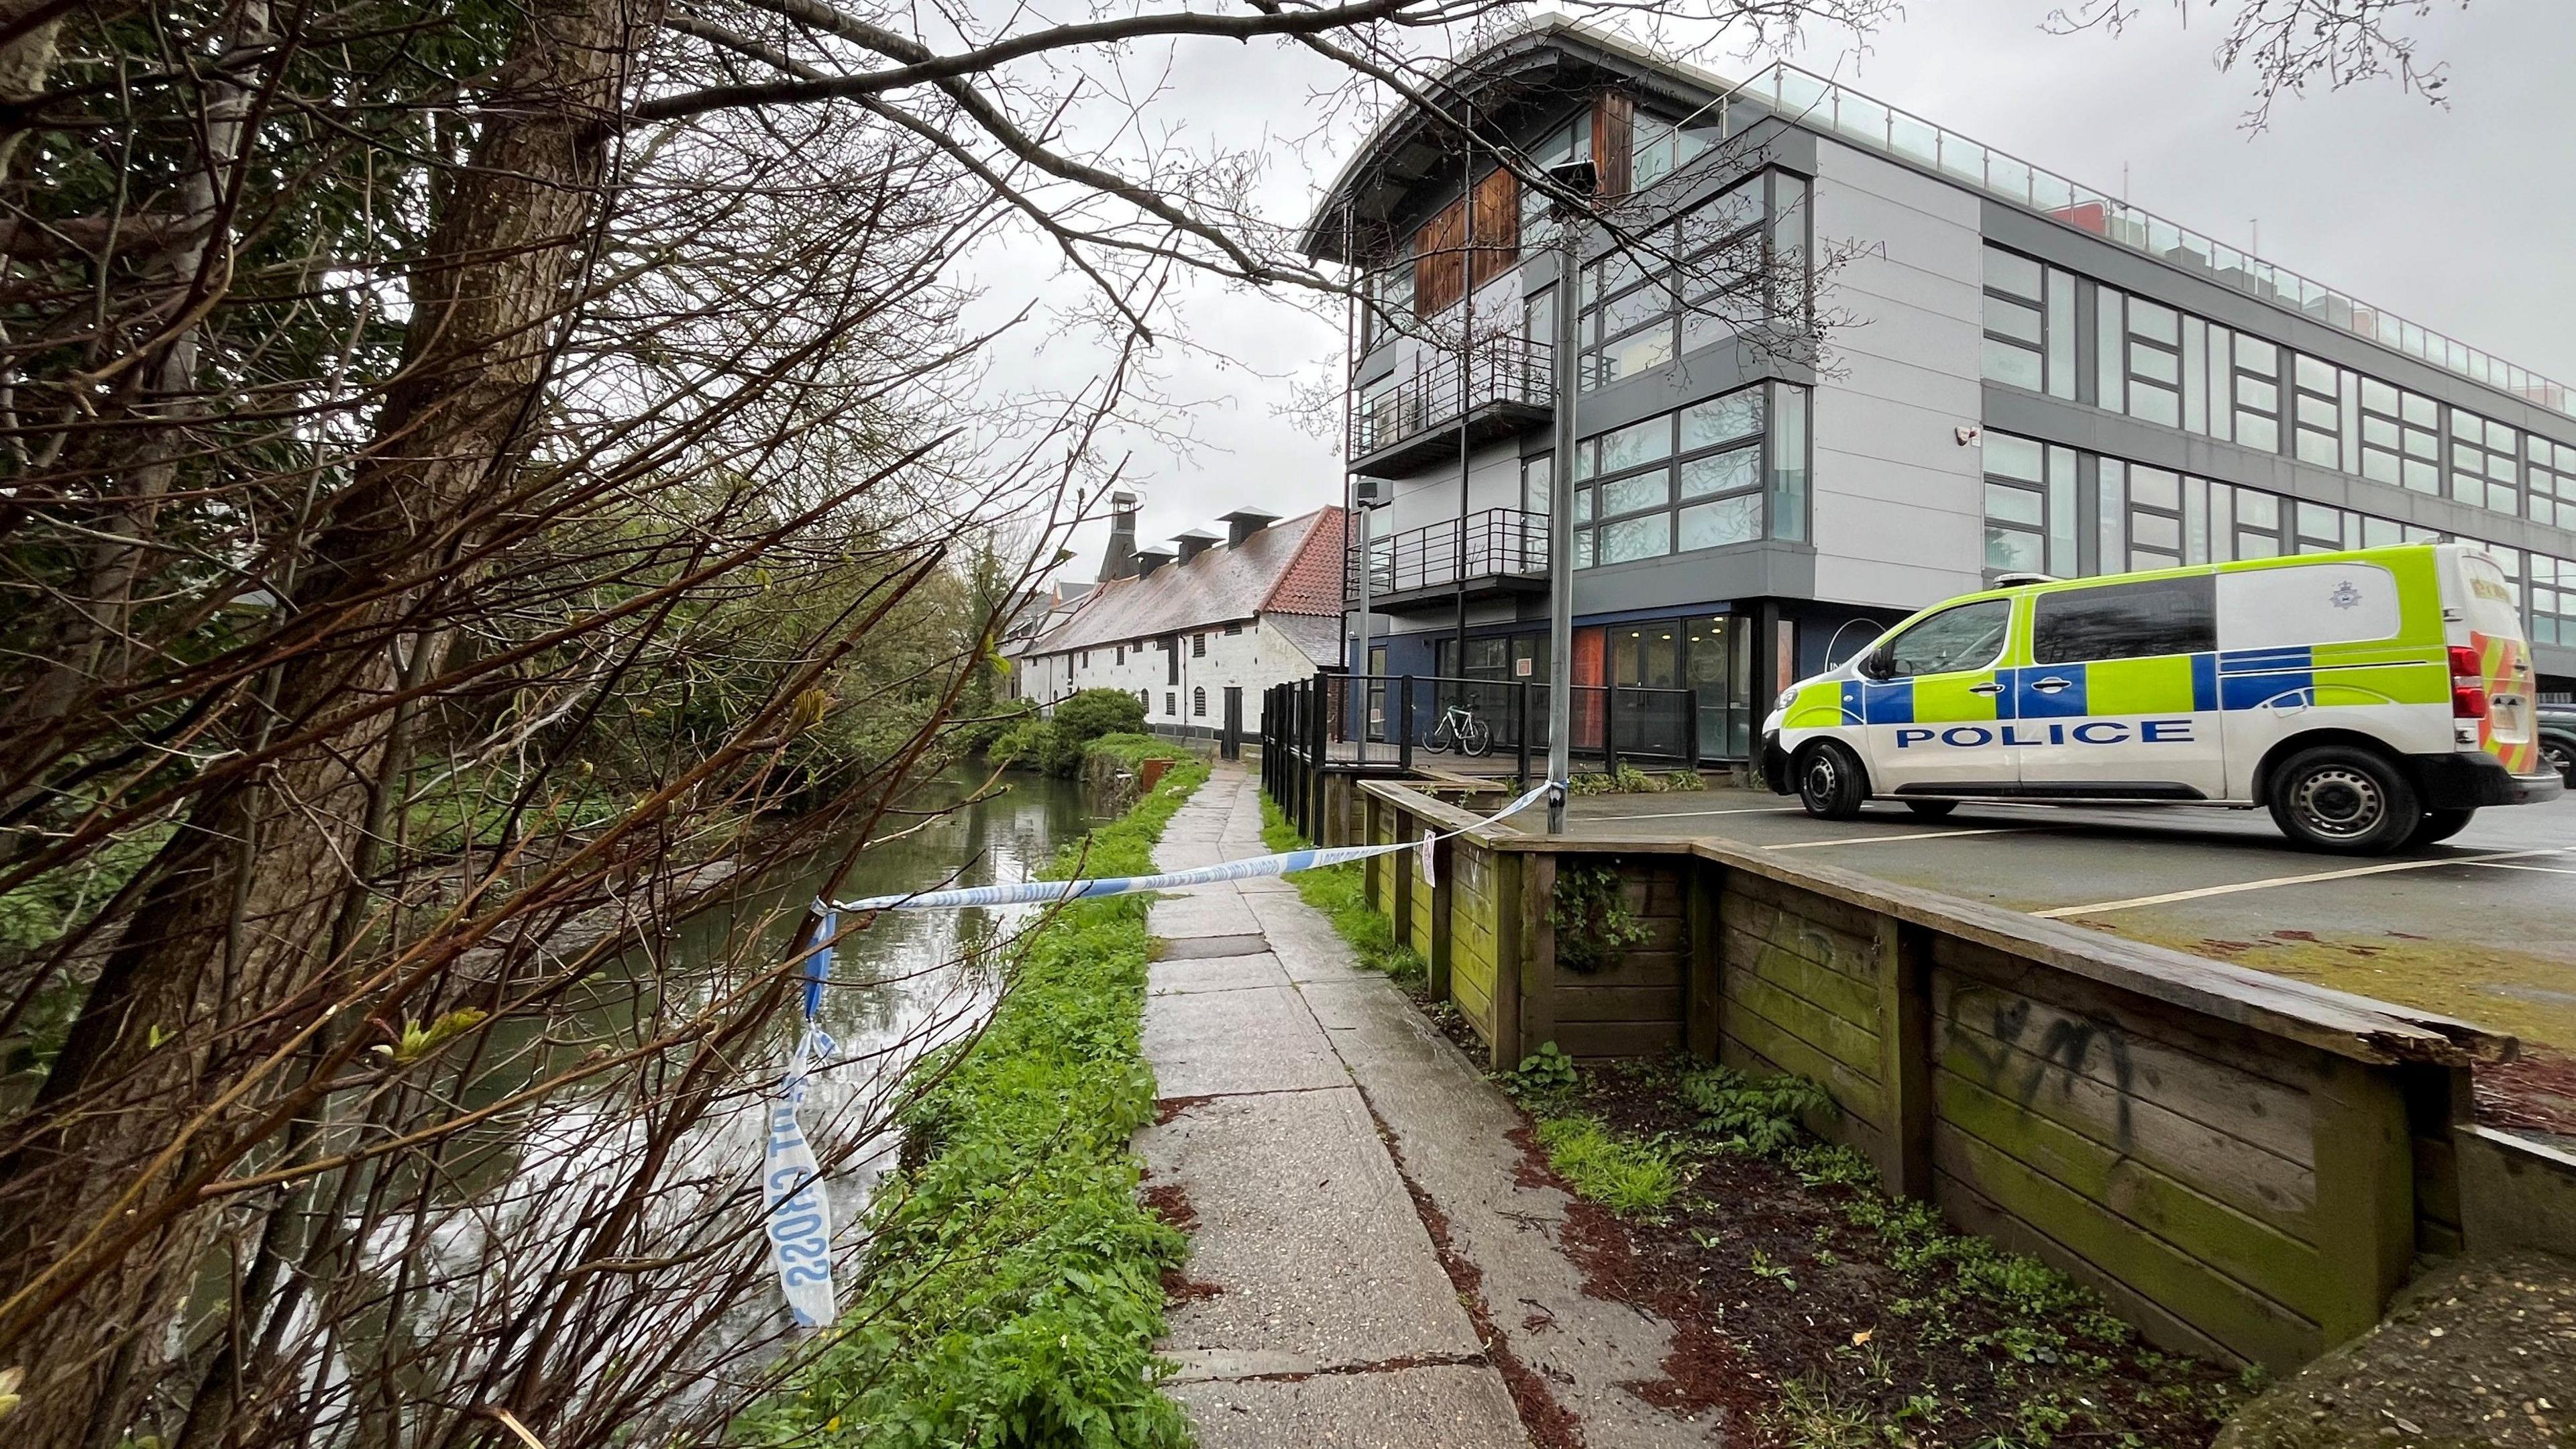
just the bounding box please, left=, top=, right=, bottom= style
left=1136, top=764, right=1723, bottom=1448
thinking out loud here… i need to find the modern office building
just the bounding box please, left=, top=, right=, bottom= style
left=1301, top=19, right=2576, bottom=761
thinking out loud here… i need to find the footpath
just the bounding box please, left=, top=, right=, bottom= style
left=1135, top=763, right=1721, bottom=1448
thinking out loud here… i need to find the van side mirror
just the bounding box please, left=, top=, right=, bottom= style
left=1860, top=643, right=1893, bottom=680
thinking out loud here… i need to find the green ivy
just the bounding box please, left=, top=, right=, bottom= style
left=1548, top=863, right=1648, bottom=973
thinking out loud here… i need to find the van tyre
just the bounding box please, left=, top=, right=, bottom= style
left=1796, top=741, right=1868, bottom=820
left=1902, top=800, right=1959, bottom=820
left=2404, top=808, right=2475, bottom=849
left=2267, top=746, right=2420, bottom=855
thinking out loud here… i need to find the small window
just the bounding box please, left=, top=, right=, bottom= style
left=2031, top=576, right=2216, bottom=665
left=1880, top=599, right=2012, bottom=678
left=1192, top=634, right=1207, bottom=657
left=1224, top=623, right=1242, bottom=636
left=2218, top=562, right=2403, bottom=650
left=1193, top=687, right=1207, bottom=716
left=1165, top=692, right=1177, bottom=716
left=1115, top=645, right=1125, bottom=665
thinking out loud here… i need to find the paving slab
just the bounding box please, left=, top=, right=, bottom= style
left=1142, top=984, right=1344, bottom=1097
left=1167, top=1364, right=1529, bottom=1449
left=1147, top=953, right=1293, bottom=996
left=1147, top=890, right=1264, bottom=938
left=1241, top=894, right=1368, bottom=981
left=1139, top=1087, right=1479, bottom=1371
left=1156, top=932, right=1272, bottom=959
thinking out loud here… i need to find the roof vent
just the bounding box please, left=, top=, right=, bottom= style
left=1172, top=529, right=1221, bottom=565
left=1133, top=547, right=1176, bottom=578
left=1219, top=508, right=1279, bottom=547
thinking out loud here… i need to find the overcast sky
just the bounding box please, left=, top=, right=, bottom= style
left=992, top=0, right=2575, bottom=578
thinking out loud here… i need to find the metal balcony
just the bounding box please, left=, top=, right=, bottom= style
left=1349, top=335, right=1555, bottom=476
left=1346, top=507, right=1550, bottom=613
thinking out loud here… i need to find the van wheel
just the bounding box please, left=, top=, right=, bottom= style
left=2404, top=808, right=2476, bottom=849
left=1795, top=741, right=1868, bottom=820
left=1902, top=800, right=1959, bottom=820
left=2267, top=746, right=2420, bottom=855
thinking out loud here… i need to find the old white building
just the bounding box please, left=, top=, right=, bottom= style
left=1013, top=495, right=1348, bottom=739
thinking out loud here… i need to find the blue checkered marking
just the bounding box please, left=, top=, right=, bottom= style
left=2218, top=645, right=2313, bottom=710
left=1861, top=680, right=1915, bottom=724
left=2011, top=664, right=2088, bottom=719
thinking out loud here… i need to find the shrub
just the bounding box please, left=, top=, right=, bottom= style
left=984, top=715, right=1055, bottom=771
left=1052, top=688, right=1146, bottom=749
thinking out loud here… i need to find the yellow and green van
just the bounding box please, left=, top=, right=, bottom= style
left=1760, top=543, right=2561, bottom=853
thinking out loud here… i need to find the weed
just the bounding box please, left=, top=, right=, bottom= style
left=1681, top=1064, right=1831, bottom=1153
left=1548, top=863, right=1648, bottom=973
left=1748, top=1248, right=1801, bottom=1293
left=1502, top=1042, right=1579, bottom=1101
left=1258, top=800, right=1427, bottom=985
left=736, top=759, right=1210, bottom=1448
left=1533, top=1114, right=1678, bottom=1215
left=1768, top=1375, right=1881, bottom=1449
left=1662, top=769, right=1707, bottom=791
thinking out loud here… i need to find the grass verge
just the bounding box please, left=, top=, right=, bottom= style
left=737, top=754, right=1211, bottom=1448
left=1257, top=796, right=1424, bottom=986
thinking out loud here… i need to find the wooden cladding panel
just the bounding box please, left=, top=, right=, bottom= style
left=1450, top=839, right=1501, bottom=1045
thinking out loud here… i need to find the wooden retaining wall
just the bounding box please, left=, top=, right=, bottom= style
left=1346, top=780, right=2544, bottom=1375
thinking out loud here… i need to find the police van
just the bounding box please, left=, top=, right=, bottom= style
left=1760, top=543, right=2562, bottom=853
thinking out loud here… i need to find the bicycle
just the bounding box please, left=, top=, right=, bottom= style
left=1422, top=700, right=1493, bottom=757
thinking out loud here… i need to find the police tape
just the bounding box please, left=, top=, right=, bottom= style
left=818, top=777, right=1560, bottom=915
left=763, top=776, right=1560, bottom=1327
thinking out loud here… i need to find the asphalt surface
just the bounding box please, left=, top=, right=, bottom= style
left=1556, top=784, right=2576, bottom=1057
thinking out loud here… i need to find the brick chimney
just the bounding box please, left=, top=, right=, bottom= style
left=1098, top=490, right=1139, bottom=581
left=1219, top=507, right=1279, bottom=547
left=1172, top=529, right=1220, bottom=565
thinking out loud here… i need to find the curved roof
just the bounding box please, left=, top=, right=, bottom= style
left=1296, top=17, right=1740, bottom=264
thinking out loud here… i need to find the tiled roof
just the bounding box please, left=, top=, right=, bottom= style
left=1022, top=507, right=1346, bottom=656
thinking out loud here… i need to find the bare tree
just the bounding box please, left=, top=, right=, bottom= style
left=2047, top=0, right=2472, bottom=127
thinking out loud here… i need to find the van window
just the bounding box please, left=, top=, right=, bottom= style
left=2031, top=576, right=2215, bottom=665
left=2216, top=561, right=2402, bottom=650
left=1881, top=599, right=2012, bottom=678
left=2457, top=553, right=2527, bottom=644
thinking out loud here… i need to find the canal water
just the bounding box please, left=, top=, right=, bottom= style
left=368, top=769, right=1106, bottom=1426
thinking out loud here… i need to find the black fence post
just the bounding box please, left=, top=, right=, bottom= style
left=1604, top=685, right=1622, bottom=777
left=1399, top=675, right=1415, bottom=771
left=1307, top=674, right=1328, bottom=839
left=1683, top=687, right=1701, bottom=769
left=1516, top=679, right=1532, bottom=788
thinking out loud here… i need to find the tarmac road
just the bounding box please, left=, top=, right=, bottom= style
left=1560, top=784, right=2576, bottom=1057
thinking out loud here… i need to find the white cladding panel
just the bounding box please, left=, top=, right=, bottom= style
left=1806, top=137, right=1988, bottom=611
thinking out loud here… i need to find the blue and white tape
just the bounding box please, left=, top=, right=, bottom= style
left=764, top=777, right=1558, bottom=1327
left=821, top=780, right=1558, bottom=915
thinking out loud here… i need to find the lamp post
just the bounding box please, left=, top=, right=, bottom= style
left=1544, top=160, right=1595, bottom=834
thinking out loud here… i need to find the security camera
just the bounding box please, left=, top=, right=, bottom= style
left=1954, top=426, right=1981, bottom=447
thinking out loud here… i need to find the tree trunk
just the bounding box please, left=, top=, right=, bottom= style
left=0, top=0, right=646, bottom=1439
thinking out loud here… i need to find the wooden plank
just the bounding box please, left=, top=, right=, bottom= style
left=1721, top=928, right=1880, bottom=1029
left=1685, top=861, right=1722, bottom=1059
left=1722, top=1008, right=1887, bottom=1133
left=2304, top=1055, right=2414, bottom=1345
left=1725, top=971, right=1883, bottom=1079
left=1879, top=920, right=1934, bottom=1201
left=1933, top=971, right=2319, bottom=1169
left=1557, top=1019, right=1684, bottom=1058
left=1723, top=892, right=1880, bottom=986
left=1428, top=833, right=1455, bottom=1002
left=1726, top=869, right=1895, bottom=946
left=1390, top=806, right=1414, bottom=952
left=1935, top=1070, right=2334, bottom=1323
left=1933, top=1020, right=2318, bottom=1232
left=1933, top=1165, right=2245, bottom=1368
left=1551, top=984, right=1686, bottom=1022
left=1932, top=1124, right=2322, bottom=1372
left=1499, top=853, right=1543, bottom=1068
left=1553, top=949, right=1686, bottom=990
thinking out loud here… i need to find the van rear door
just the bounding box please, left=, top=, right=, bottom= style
left=2454, top=550, right=2541, bottom=775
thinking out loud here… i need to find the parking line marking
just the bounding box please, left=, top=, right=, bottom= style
left=2034, top=847, right=2573, bottom=918
left=1766, top=826, right=2040, bottom=851
left=2455, top=860, right=2576, bottom=877
left=1603, top=806, right=1806, bottom=822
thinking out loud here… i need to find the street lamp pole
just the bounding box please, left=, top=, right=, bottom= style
left=1544, top=160, right=1593, bottom=835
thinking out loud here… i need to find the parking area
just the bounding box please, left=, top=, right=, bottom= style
left=1551, top=786, right=2576, bottom=1081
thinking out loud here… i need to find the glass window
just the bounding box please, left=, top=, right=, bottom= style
left=1880, top=600, right=2012, bottom=678
left=2031, top=575, right=2216, bottom=664
left=1680, top=494, right=1761, bottom=550
left=1980, top=244, right=2048, bottom=391
left=1522, top=454, right=1552, bottom=515
left=1599, top=513, right=1671, bottom=564
left=1985, top=481, right=2043, bottom=526
left=1986, top=432, right=2043, bottom=482
left=1597, top=416, right=1672, bottom=473
left=1601, top=472, right=1668, bottom=516
left=1682, top=388, right=1762, bottom=448
left=1680, top=445, right=1758, bottom=498
left=1769, top=384, right=1809, bottom=541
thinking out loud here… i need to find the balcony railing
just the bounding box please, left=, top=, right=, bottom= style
left=1347, top=507, right=1548, bottom=605
left=1733, top=62, right=2572, bottom=419
left=1350, top=334, right=1554, bottom=462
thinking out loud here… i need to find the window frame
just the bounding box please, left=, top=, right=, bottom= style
left=1876, top=598, right=2015, bottom=680
left=2029, top=574, right=2218, bottom=666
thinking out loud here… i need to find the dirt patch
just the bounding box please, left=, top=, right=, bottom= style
left=1534, top=1057, right=2245, bottom=1448
left=2214, top=1249, right=2576, bottom=1449
left=1152, top=1093, right=1215, bottom=1126
left=1141, top=1181, right=1220, bottom=1304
